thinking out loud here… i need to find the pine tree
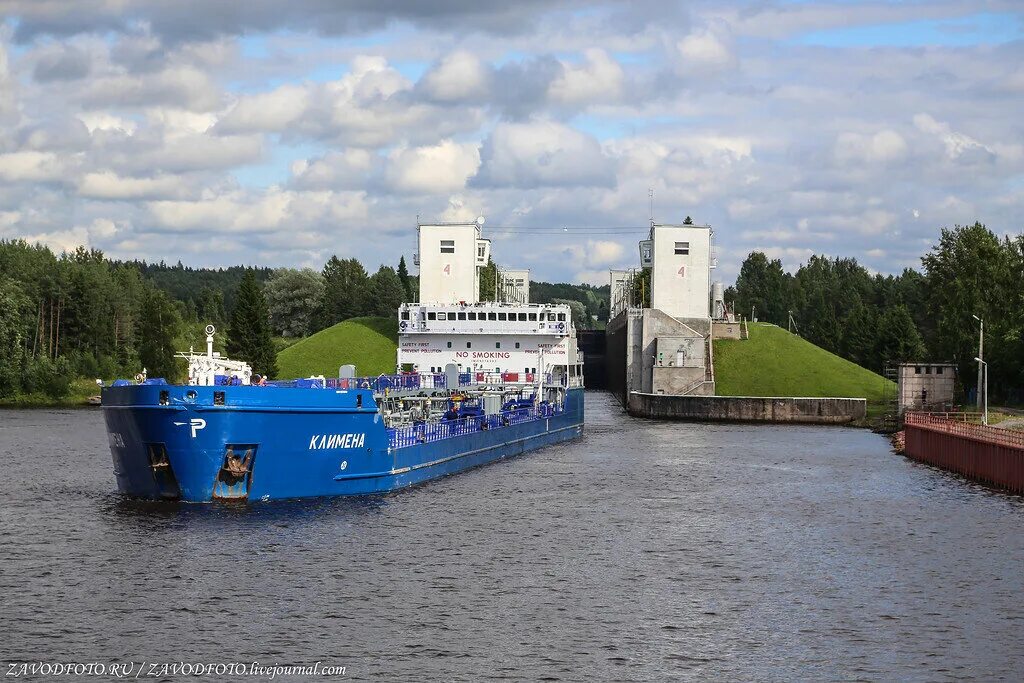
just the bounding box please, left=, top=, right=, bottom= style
left=320, top=256, right=370, bottom=325
left=226, top=270, right=278, bottom=378
left=397, top=256, right=413, bottom=302
left=479, top=257, right=499, bottom=301
left=368, top=266, right=405, bottom=317
left=683, top=215, right=694, bottom=225
left=876, top=304, right=926, bottom=366
left=138, top=289, right=182, bottom=380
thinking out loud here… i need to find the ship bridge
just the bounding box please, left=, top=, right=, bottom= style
left=399, top=302, right=572, bottom=336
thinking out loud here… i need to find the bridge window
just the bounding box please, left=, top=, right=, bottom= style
left=427, top=312, right=436, bottom=320
left=400, top=310, right=409, bottom=320
left=468, top=312, right=476, bottom=320
left=528, top=313, right=537, bottom=321
left=557, top=313, right=566, bottom=321
left=458, top=312, right=466, bottom=320
left=488, top=312, right=497, bottom=320
left=518, top=313, right=527, bottom=321
left=498, top=312, right=507, bottom=321
left=674, top=241, right=690, bottom=255
left=914, top=366, right=921, bottom=374
left=936, top=366, right=943, bottom=375
left=925, top=366, right=931, bottom=374
left=437, top=312, right=447, bottom=320
left=440, top=239, right=455, bottom=253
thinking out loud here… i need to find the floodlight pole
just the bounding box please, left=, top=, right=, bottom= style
left=974, top=356, right=988, bottom=425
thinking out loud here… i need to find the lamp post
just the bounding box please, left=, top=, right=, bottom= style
left=973, top=314, right=983, bottom=411
left=974, top=356, right=988, bottom=425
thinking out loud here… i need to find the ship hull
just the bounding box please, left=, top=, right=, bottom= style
left=102, top=385, right=584, bottom=502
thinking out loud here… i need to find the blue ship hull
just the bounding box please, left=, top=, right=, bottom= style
left=102, top=385, right=584, bottom=502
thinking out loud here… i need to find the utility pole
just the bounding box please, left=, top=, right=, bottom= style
left=973, top=315, right=983, bottom=411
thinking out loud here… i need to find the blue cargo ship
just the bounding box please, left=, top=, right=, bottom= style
left=101, top=220, right=585, bottom=501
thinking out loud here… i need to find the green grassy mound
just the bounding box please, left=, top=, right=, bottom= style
left=276, top=317, right=398, bottom=379
left=714, top=323, right=892, bottom=403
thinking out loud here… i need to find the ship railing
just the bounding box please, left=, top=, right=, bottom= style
left=267, top=371, right=565, bottom=392
left=388, top=403, right=563, bottom=450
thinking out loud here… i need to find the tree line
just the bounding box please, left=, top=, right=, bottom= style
left=729, top=222, right=1024, bottom=401
left=0, top=240, right=611, bottom=399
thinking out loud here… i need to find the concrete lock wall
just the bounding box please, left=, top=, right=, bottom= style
left=628, top=393, right=867, bottom=424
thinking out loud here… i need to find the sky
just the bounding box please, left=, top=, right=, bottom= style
left=0, top=0, right=1021, bottom=285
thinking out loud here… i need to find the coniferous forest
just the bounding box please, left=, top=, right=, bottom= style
left=727, top=222, right=1024, bottom=402
left=1, top=220, right=1020, bottom=403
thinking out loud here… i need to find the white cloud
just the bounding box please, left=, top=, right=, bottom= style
left=218, top=83, right=309, bottom=132
left=476, top=119, right=615, bottom=188
left=419, top=50, right=491, bottom=102
left=77, top=112, right=138, bottom=135
left=834, top=129, right=908, bottom=164
left=674, top=24, right=735, bottom=73
left=146, top=188, right=368, bottom=233
left=913, top=113, right=993, bottom=161
left=0, top=151, right=70, bottom=182
left=290, top=149, right=376, bottom=190
left=83, top=66, right=222, bottom=111
left=548, top=49, right=624, bottom=104
left=77, top=171, right=187, bottom=199
left=385, top=140, right=480, bottom=193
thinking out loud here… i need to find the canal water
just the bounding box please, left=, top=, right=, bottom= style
left=2, top=393, right=1023, bottom=681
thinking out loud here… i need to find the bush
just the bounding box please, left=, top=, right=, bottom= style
left=22, top=356, right=72, bottom=399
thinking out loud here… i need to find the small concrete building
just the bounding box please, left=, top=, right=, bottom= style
left=898, top=362, right=957, bottom=412
left=416, top=222, right=490, bottom=304
left=609, top=269, right=630, bottom=315
left=498, top=268, right=529, bottom=304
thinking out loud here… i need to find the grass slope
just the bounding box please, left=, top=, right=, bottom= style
left=276, top=316, right=398, bottom=379
left=714, top=323, right=892, bottom=403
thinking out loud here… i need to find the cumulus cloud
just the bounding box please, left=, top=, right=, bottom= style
left=674, top=23, right=735, bottom=74
left=218, top=55, right=484, bottom=145
left=548, top=49, right=624, bottom=105
left=77, top=171, right=188, bottom=200
left=385, top=140, right=481, bottom=194
left=0, top=1, right=1021, bottom=282
left=289, top=149, right=377, bottom=190
left=418, top=51, right=492, bottom=102
left=146, top=188, right=369, bottom=234
left=475, top=120, right=615, bottom=188
left=32, top=43, right=91, bottom=82
left=82, top=66, right=222, bottom=111
left=2, top=0, right=566, bottom=43
left=834, top=129, right=909, bottom=165
left=0, top=151, right=70, bottom=182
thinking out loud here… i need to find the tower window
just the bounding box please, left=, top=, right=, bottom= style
left=495, top=342, right=501, bottom=349
left=440, top=240, right=455, bottom=253
left=674, top=241, right=690, bottom=255
left=447, top=341, right=452, bottom=348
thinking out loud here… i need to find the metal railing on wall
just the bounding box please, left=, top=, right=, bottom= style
left=904, top=412, right=1024, bottom=449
